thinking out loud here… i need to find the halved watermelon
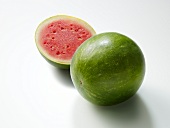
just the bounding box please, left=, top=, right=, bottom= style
left=35, top=15, right=96, bottom=69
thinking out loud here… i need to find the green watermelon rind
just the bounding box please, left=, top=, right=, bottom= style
left=35, top=15, right=96, bottom=69
left=70, top=32, right=145, bottom=105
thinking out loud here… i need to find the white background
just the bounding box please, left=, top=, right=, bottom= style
left=0, top=0, right=170, bottom=128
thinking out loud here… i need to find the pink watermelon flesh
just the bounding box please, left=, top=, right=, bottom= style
left=39, top=20, right=93, bottom=61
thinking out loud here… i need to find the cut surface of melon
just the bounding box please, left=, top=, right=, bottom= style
left=35, top=15, right=96, bottom=67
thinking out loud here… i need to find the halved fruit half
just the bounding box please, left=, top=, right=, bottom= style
left=35, top=15, right=96, bottom=69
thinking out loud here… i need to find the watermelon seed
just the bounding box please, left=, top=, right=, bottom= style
left=53, top=30, right=56, bottom=33
left=61, top=51, right=66, bottom=54
left=80, top=31, right=86, bottom=35
left=66, top=45, right=70, bottom=48
left=56, top=51, right=60, bottom=55
left=61, top=27, right=65, bottom=30
left=50, top=46, right=55, bottom=51
left=82, top=31, right=86, bottom=34
left=78, top=37, right=82, bottom=40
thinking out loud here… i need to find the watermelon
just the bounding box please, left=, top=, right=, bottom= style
left=70, top=32, right=145, bottom=106
left=35, top=15, right=96, bottom=69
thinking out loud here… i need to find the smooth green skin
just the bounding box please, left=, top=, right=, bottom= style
left=70, top=32, right=145, bottom=106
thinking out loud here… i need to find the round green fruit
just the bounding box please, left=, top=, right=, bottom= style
left=35, top=15, right=96, bottom=69
left=70, top=32, right=145, bottom=106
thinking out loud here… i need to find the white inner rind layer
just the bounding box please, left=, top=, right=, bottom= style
left=35, top=15, right=96, bottom=65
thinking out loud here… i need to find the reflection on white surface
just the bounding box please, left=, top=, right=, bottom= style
left=73, top=94, right=152, bottom=128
